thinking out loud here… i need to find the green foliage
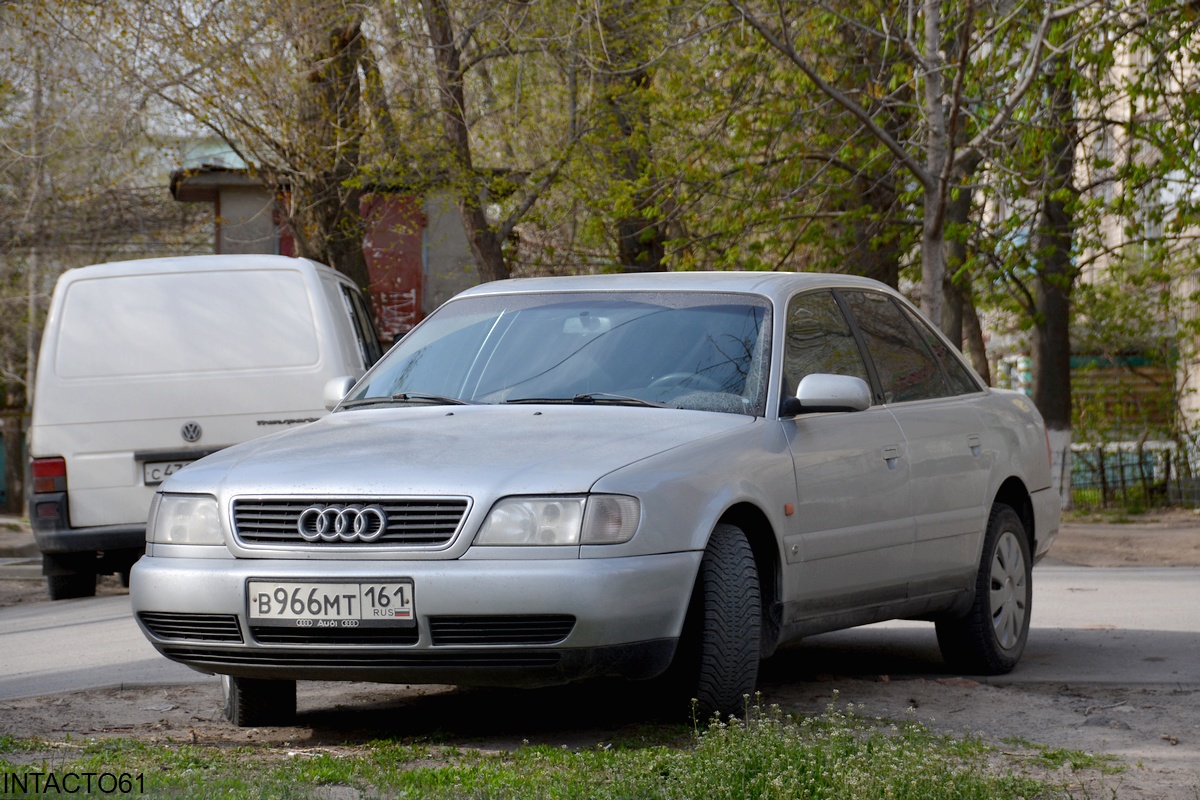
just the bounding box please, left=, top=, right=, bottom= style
left=8, top=0, right=1200, bottom=435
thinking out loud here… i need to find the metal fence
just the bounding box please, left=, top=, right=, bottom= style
left=1069, top=440, right=1200, bottom=508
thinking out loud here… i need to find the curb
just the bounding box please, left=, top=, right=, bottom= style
left=0, top=558, right=42, bottom=579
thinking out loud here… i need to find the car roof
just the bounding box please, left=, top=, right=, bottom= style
left=453, top=271, right=898, bottom=303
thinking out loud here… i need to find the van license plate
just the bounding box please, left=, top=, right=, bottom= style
left=248, top=580, right=415, bottom=627
left=143, top=461, right=193, bottom=485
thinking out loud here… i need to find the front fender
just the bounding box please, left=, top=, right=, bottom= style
left=583, top=418, right=793, bottom=559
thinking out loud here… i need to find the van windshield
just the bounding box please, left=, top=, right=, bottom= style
left=347, top=292, right=772, bottom=416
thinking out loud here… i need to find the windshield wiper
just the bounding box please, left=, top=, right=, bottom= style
left=340, top=392, right=472, bottom=409
left=504, top=393, right=665, bottom=408
left=392, top=392, right=472, bottom=405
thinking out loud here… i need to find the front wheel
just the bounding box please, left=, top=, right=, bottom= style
left=668, top=523, right=761, bottom=720
left=936, top=503, right=1032, bottom=674
left=221, top=675, right=297, bottom=727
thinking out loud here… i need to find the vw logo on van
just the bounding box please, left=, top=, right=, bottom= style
left=180, top=422, right=202, bottom=443
left=297, top=505, right=389, bottom=543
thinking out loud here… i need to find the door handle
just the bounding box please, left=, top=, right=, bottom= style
left=968, top=435, right=982, bottom=457
left=882, top=445, right=900, bottom=470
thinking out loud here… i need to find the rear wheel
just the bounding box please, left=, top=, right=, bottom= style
left=46, top=570, right=96, bottom=601
left=936, top=503, right=1031, bottom=674
left=221, top=675, right=297, bottom=727
left=669, top=523, right=761, bottom=721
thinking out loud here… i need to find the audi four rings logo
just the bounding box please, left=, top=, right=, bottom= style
left=297, top=505, right=389, bottom=542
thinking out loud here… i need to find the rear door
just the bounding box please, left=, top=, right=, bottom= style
left=839, top=290, right=991, bottom=600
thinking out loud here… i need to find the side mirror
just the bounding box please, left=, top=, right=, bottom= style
left=323, top=376, right=357, bottom=411
left=781, top=374, right=871, bottom=416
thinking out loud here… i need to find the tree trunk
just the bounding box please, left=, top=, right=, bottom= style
left=941, top=168, right=977, bottom=346
left=1032, top=53, right=1078, bottom=507
left=920, top=0, right=948, bottom=329
left=600, top=0, right=665, bottom=272
left=962, top=293, right=992, bottom=385
left=941, top=165, right=990, bottom=382
left=421, top=0, right=509, bottom=283
left=941, top=278, right=964, bottom=347
left=921, top=196, right=946, bottom=328
left=286, top=12, right=371, bottom=288
left=2, top=416, right=23, bottom=514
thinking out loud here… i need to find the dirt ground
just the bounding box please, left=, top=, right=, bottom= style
left=2, top=516, right=1199, bottom=798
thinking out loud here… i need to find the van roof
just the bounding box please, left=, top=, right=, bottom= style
left=59, top=255, right=339, bottom=282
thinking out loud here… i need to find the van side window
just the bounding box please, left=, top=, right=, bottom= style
left=341, top=287, right=384, bottom=368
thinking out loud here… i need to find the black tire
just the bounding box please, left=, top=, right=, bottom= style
left=671, top=523, right=761, bottom=721
left=46, top=571, right=96, bottom=601
left=936, top=503, right=1032, bottom=675
left=221, top=675, right=297, bottom=727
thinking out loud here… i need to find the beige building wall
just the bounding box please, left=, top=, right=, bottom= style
left=422, top=189, right=482, bottom=315
left=217, top=187, right=278, bottom=255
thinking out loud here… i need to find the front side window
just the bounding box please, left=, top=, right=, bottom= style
left=783, top=291, right=870, bottom=396
left=842, top=291, right=950, bottom=403
left=348, top=292, right=772, bottom=416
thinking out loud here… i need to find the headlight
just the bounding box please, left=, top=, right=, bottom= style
left=475, top=495, right=640, bottom=546
left=147, top=493, right=224, bottom=545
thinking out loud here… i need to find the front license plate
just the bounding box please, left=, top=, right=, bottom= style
left=248, top=580, right=415, bottom=627
left=143, top=460, right=193, bottom=486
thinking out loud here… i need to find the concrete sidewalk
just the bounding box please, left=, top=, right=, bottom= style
left=0, top=515, right=41, bottom=579
left=0, top=514, right=36, bottom=558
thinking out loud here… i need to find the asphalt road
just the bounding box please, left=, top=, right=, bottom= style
left=774, top=566, right=1200, bottom=686
left=0, top=565, right=1196, bottom=702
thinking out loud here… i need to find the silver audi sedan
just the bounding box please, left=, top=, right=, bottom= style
left=130, top=272, right=1060, bottom=726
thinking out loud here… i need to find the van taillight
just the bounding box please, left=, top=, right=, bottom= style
left=32, top=457, right=67, bottom=493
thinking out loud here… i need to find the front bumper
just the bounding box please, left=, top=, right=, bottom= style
left=130, top=550, right=701, bottom=687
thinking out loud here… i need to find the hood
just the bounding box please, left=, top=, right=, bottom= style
left=164, top=404, right=753, bottom=498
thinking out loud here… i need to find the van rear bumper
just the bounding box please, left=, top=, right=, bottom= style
left=29, top=492, right=144, bottom=555
left=32, top=524, right=145, bottom=554
left=28, top=490, right=144, bottom=554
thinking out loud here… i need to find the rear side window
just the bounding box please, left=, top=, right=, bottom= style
left=841, top=291, right=950, bottom=403
left=899, top=305, right=981, bottom=395
left=55, top=270, right=320, bottom=378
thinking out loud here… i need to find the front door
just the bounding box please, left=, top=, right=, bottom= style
left=780, top=291, right=914, bottom=623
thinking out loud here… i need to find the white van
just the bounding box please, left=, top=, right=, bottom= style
left=27, top=255, right=382, bottom=599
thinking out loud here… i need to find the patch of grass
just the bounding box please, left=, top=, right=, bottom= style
left=1003, top=736, right=1125, bottom=774
left=0, top=735, right=44, bottom=756
left=1062, top=504, right=1154, bottom=524
left=0, top=704, right=1106, bottom=799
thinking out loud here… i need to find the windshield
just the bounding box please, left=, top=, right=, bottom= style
left=347, top=291, right=772, bottom=416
